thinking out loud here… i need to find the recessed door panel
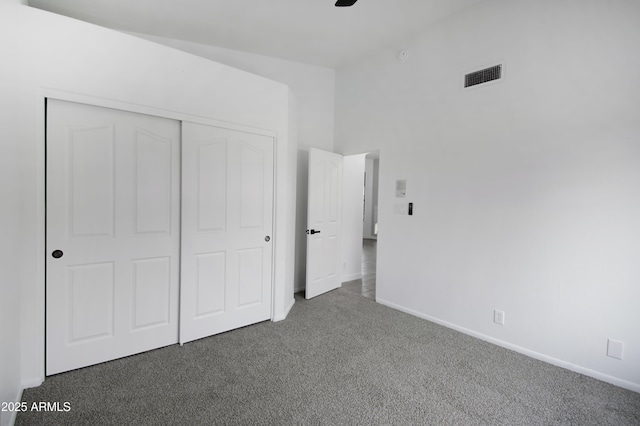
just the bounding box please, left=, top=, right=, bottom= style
left=69, top=125, right=115, bottom=238
left=195, top=252, right=226, bottom=317
left=325, top=235, right=339, bottom=280
left=240, top=145, right=264, bottom=229
left=132, top=257, right=171, bottom=330
left=308, top=162, right=324, bottom=229
left=238, top=247, right=263, bottom=307
left=68, top=262, right=115, bottom=343
left=134, top=130, right=172, bottom=235
left=197, top=141, right=227, bottom=232
left=327, top=162, right=340, bottom=223
left=308, top=238, right=323, bottom=284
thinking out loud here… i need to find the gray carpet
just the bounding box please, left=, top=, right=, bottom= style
left=18, top=289, right=640, bottom=425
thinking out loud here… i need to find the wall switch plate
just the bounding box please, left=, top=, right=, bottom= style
left=494, top=309, right=505, bottom=325
left=607, top=338, right=624, bottom=360
left=396, top=179, right=407, bottom=198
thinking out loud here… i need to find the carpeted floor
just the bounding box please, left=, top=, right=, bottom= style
left=18, top=289, right=640, bottom=425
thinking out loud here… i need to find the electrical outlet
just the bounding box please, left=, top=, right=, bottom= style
left=607, top=339, right=624, bottom=360
left=494, top=309, right=505, bottom=325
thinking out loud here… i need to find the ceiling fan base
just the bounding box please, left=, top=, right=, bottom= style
left=335, top=0, right=358, bottom=7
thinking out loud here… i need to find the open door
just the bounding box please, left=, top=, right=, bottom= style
left=305, top=148, right=343, bottom=299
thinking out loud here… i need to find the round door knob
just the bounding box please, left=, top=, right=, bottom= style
left=52, top=249, right=64, bottom=259
left=265, top=236, right=271, bottom=242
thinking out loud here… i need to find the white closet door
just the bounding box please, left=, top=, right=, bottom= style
left=180, top=123, right=274, bottom=344
left=46, top=100, right=180, bottom=375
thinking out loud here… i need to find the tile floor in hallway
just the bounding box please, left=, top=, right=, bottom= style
left=342, top=238, right=376, bottom=300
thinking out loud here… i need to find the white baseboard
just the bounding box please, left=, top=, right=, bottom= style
left=1, top=377, right=44, bottom=426
left=376, top=298, right=640, bottom=394
left=2, top=387, right=23, bottom=426
left=341, top=272, right=362, bottom=282
left=21, top=378, right=43, bottom=390
left=273, top=297, right=295, bottom=322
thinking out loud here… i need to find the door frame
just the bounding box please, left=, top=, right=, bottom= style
left=33, top=89, right=279, bottom=384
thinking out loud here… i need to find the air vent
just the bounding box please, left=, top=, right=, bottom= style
left=464, top=64, right=502, bottom=88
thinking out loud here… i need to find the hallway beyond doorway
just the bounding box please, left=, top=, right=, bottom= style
left=342, top=239, right=376, bottom=300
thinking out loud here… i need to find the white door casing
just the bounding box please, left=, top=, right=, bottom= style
left=179, top=122, right=274, bottom=344
left=305, top=148, right=343, bottom=299
left=46, top=99, right=180, bottom=375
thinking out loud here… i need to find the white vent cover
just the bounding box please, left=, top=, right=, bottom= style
left=464, top=64, right=502, bottom=88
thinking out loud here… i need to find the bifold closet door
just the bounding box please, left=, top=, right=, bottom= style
left=180, top=122, right=274, bottom=344
left=46, top=99, right=180, bottom=375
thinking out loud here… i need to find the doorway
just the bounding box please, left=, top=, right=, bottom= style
left=357, top=239, right=377, bottom=299
left=342, top=151, right=379, bottom=300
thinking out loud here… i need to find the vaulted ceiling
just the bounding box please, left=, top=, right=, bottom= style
left=28, top=0, right=484, bottom=68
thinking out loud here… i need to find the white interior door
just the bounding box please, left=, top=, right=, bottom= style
left=46, top=99, right=180, bottom=375
left=306, top=148, right=343, bottom=299
left=180, top=122, right=274, bottom=344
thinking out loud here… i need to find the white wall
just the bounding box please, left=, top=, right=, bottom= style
left=4, top=3, right=296, bottom=405
left=0, top=3, right=25, bottom=424
left=126, top=33, right=336, bottom=292
left=335, top=0, right=640, bottom=391
left=341, top=154, right=366, bottom=282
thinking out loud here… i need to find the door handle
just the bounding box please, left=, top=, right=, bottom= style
left=265, top=236, right=270, bottom=242
left=306, top=229, right=321, bottom=235
left=52, top=249, right=64, bottom=259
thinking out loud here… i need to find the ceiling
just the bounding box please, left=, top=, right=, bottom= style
left=27, top=0, right=484, bottom=68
